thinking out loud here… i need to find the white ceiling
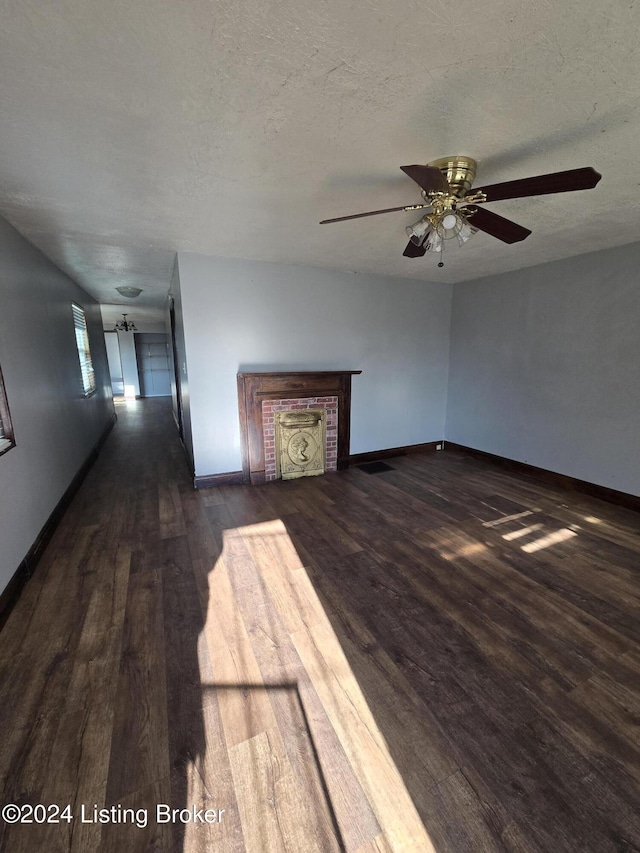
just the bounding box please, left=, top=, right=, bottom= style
left=2, top=0, right=640, bottom=309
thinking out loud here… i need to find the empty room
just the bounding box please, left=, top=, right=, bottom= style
left=0, top=1, right=639, bottom=851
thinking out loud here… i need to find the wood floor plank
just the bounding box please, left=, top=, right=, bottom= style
left=354, top=835, right=395, bottom=853
left=418, top=768, right=511, bottom=853
left=98, top=777, right=173, bottom=853
left=302, top=561, right=459, bottom=786
left=218, top=523, right=382, bottom=851
left=228, top=721, right=344, bottom=852
left=105, top=566, right=170, bottom=804
left=291, top=621, right=436, bottom=853
left=417, top=522, right=636, bottom=667
left=290, top=500, right=640, bottom=844
left=208, top=642, right=278, bottom=751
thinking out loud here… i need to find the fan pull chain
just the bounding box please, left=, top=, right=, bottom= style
left=438, top=242, right=444, bottom=268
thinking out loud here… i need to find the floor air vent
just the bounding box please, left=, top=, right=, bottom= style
left=357, top=461, right=395, bottom=474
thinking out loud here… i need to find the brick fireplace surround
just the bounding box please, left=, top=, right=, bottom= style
left=237, top=371, right=361, bottom=485
left=262, top=396, right=338, bottom=481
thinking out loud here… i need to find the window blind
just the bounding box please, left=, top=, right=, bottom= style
left=0, top=366, right=13, bottom=453
left=72, top=303, right=96, bottom=396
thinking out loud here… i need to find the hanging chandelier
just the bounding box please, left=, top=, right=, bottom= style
left=114, top=313, right=137, bottom=331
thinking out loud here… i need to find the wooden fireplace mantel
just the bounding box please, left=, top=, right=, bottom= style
left=237, top=370, right=361, bottom=485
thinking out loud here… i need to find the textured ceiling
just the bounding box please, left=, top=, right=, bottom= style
left=1, top=0, right=640, bottom=309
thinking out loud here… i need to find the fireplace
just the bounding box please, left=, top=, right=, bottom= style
left=237, top=371, right=361, bottom=484
left=262, top=397, right=338, bottom=481
left=275, top=408, right=326, bottom=480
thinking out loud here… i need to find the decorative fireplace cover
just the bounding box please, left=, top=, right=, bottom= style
left=275, top=410, right=326, bottom=480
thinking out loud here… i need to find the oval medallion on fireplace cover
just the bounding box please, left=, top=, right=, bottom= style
left=275, top=410, right=325, bottom=480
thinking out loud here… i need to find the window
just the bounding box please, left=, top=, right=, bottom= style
left=72, top=303, right=96, bottom=397
left=0, top=362, right=14, bottom=455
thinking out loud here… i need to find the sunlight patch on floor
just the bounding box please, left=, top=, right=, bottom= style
left=196, top=518, right=437, bottom=853
left=502, top=523, right=545, bottom=541
left=521, top=527, right=577, bottom=553
left=439, top=541, right=488, bottom=560
left=483, top=510, right=535, bottom=527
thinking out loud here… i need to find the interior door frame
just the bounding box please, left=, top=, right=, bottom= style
left=168, top=297, right=184, bottom=441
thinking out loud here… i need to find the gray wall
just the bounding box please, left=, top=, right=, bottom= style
left=446, top=242, right=640, bottom=497
left=177, top=253, right=453, bottom=477
left=0, top=216, right=114, bottom=588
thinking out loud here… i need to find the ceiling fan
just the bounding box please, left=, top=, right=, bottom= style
left=320, top=156, right=602, bottom=264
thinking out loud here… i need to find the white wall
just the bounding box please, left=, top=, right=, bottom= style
left=0, top=216, right=114, bottom=588
left=117, top=331, right=141, bottom=398
left=446, top=242, right=640, bottom=497
left=177, top=253, right=453, bottom=477
left=100, top=304, right=166, bottom=334
left=104, top=331, right=124, bottom=395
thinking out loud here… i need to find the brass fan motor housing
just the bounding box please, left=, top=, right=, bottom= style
left=428, top=156, right=478, bottom=199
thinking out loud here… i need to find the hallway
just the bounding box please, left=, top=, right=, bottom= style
left=1, top=398, right=639, bottom=852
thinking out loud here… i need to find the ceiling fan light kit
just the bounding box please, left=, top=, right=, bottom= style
left=426, top=156, right=478, bottom=198
left=406, top=215, right=431, bottom=245
left=321, top=156, right=602, bottom=266
left=440, top=212, right=459, bottom=231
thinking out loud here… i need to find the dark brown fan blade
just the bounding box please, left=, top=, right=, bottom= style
left=400, top=165, right=449, bottom=195
left=320, top=205, right=419, bottom=224
left=403, top=239, right=426, bottom=258
left=464, top=206, right=531, bottom=243
left=473, top=167, right=601, bottom=203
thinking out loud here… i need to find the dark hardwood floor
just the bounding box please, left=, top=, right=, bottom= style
left=1, top=397, right=639, bottom=852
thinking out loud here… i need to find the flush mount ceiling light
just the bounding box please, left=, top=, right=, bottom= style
left=115, top=286, right=143, bottom=298
left=114, top=313, right=137, bottom=331
left=320, top=155, right=602, bottom=267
